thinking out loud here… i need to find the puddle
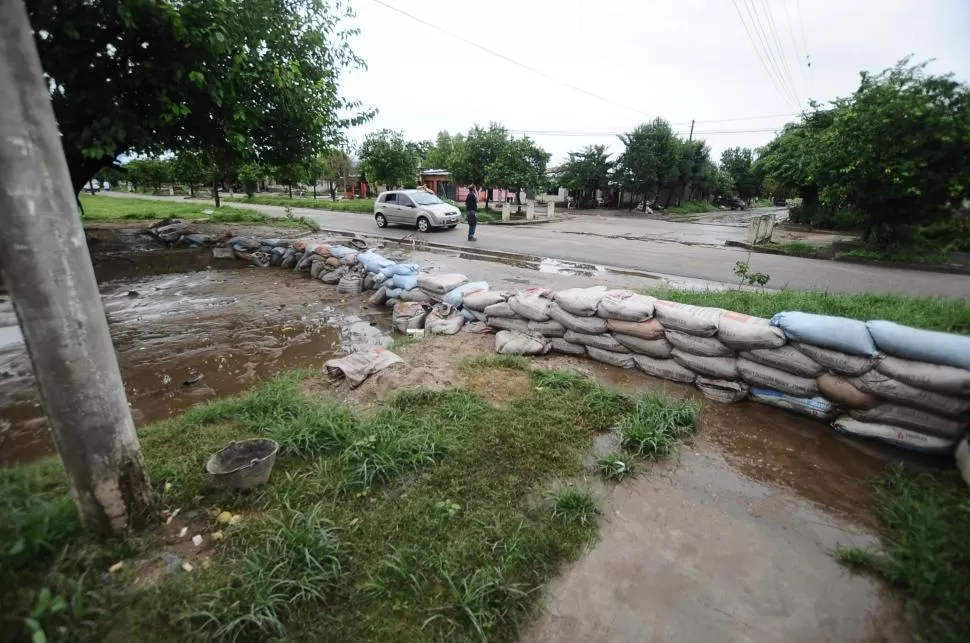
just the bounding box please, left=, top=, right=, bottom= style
left=0, top=269, right=392, bottom=466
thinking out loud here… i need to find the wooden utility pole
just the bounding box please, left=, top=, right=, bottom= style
left=688, top=119, right=695, bottom=142
left=0, top=0, right=153, bottom=535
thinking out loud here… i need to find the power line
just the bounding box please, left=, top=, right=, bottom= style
left=742, top=0, right=800, bottom=108
left=506, top=127, right=784, bottom=138
left=366, top=0, right=653, bottom=118
left=795, top=0, right=819, bottom=97
left=758, top=0, right=802, bottom=107
left=730, top=0, right=797, bottom=109
left=782, top=0, right=812, bottom=102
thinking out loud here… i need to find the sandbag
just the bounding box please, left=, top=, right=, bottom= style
left=442, top=281, right=490, bottom=307
left=384, top=287, right=404, bottom=300
left=717, top=312, right=786, bottom=350
left=399, top=288, right=432, bottom=303
left=528, top=320, right=566, bottom=338
left=325, top=257, right=342, bottom=268
left=866, top=320, right=970, bottom=371
left=817, top=373, right=879, bottom=410
left=749, top=387, right=836, bottom=420
left=791, top=342, right=877, bottom=376
left=326, top=245, right=356, bottom=259
left=613, top=334, right=673, bottom=359
left=696, top=376, right=750, bottom=404
left=495, top=330, right=550, bottom=356
left=483, top=301, right=519, bottom=318
left=362, top=274, right=375, bottom=292
left=463, top=308, right=487, bottom=323
left=337, top=272, right=364, bottom=295
left=309, top=261, right=328, bottom=280
left=321, top=266, right=347, bottom=284
left=633, top=355, right=697, bottom=384
left=875, top=356, right=970, bottom=397
left=463, top=290, right=508, bottom=311
left=737, top=358, right=819, bottom=397
left=852, top=371, right=970, bottom=418
left=596, top=290, right=656, bottom=321
left=665, top=330, right=734, bottom=357
left=850, top=404, right=968, bottom=439
left=770, top=312, right=877, bottom=357
left=547, top=302, right=609, bottom=334
left=369, top=286, right=388, bottom=306
left=357, top=251, right=395, bottom=274
left=340, top=253, right=358, bottom=266
left=391, top=273, right=419, bottom=291
left=280, top=249, right=299, bottom=269
left=831, top=416, right=956, bottom=454
left=487, top=317, right=531, bottom=333
left=956, top=437, right=970, bottom=490
left=385, top=298, right=399, bottom=308
left=586, top=345, right=635, bottom=369
left=425, top=304, right=465, bottom=335
left=554, top=286, right=608, bottom=317
left=392, top=302, right=428, bottom=333
left=606, top=318, right=666, bottom=341
left=740, top=345, right=823, bottom=378
left=652, top=301, right=724, bottom=337
left=418, top=273, right=469, bottom=295
left=671, top=349, right=737, bottom=380
left=381, top=262, right=420, bottom=277
left=508, top=293, right=552, bottom=322
left=549, top=338, right=587, bottom=356
left=563, top=330, right=630, bottom=353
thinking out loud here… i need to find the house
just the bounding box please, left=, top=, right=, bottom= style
left=420, top=169, right=515, bottom=205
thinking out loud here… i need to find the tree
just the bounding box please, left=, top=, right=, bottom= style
left=321, top=149, right=353, bottom=200
left=28, top=0, right=373, bottom=198
left=358, top=129, right=418, bottom=188
left=488, top=137, right=551, bottom=212
left=273, top=162, right=306, bottom=199
left=719, top=147, right=760, bottom=201
left=451, top=124, right=507, bottom=209
left=558, top=145, right=613, bottom=207
left=425, top=131, right=457, bottom=170
left=172, top=151, right=212, bottom=198
left=124, top=158, right=170, bottom=193
left=616, top=118, right=680, bottom=209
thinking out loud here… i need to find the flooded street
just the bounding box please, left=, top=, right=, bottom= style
left=0, top=266, right=392, bottom=466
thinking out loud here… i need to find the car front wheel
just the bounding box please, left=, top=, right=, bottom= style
left=416, top=216, right=431, bottom=233
left=375, top=213, right=387, bottom=228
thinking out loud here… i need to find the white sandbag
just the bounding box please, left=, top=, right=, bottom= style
left=549, top=338, right=587, bottom=356
left=791, top=342, right=877, bottom=376
left=737, top=358, right=819, bottom=397
left=696, top=376, right=750, bottom=404
left=417, top=273, right=469, bottom=295
left=392, top=302, right=428, bottom=333
left=463, top=290, right=508, bottom=311
left=337, top=272, right=364, bottom=295
left=875, top=356, right=970, bottom=397
left=852, top=371, right=970, bottom=418
left=508, top=293, right=552, bottom=322
left=563, top=330, right=630, bottom=353
left=652, top=301, right=724, bottom=337
left=956, top=436, right=970, bottom=490
left=831, top=416, right=957, bottom=454
left=487, top=317, right=531, bottom=333
left=547, top=302, right=609, bottom=334
left=749, top=387, right=836, bottom=420
left=740, top=345, right=823, bottom=378
left=817, top=373, right=879, bottom=410
left=613, top=334, right=673, bottom=359
left=483, top=301, right=520, bottom=318
left=633, top=355, right=697, bottom=384
left=671, top=349, right=738, bottom=379
left=665, top=330, right=734, bottom=357
left=586, top=346, right=636, bottom=369
left=771, top=312, right=877, bottom=356
left=849, top=404, right=968, bottom=439
left=399, top=288, right=432, bottom=302
left=606, top=318, right=666, bottom=341
left=441, top=281, right=490, bottom=307
left=425, top=304, right=465, bottom=335
left=596, top=290, right=656, bottom=321
left=528, top=320, right=566, bottom=338
left=495, top=330, right=550, bottom=356
left=867, top=320, right=970, bottom=371
left=554, top=286, right=608, bottom=317
left=716, top=312, right=786, bottom=350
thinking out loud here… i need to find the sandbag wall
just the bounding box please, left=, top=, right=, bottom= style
left=227, top=237, right=970, bottom=460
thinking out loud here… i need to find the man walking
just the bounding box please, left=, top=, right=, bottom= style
left=465, top=186, right=478, bottom=241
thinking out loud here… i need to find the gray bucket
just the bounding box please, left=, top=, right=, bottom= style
left=205, top=438, right=280, bottom=489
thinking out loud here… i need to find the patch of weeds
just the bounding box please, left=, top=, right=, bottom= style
left=596, top=453, right=636, bottom=482
left=388, top=334, right=418, bottom=352
left=342, top=410, right=451, bottom=488
left=424, top=564, right=531, bottom=640
left=548, top=485, right=599, bottom=531
left=461, top=354, right=531, bottom=372
left=263, top=403, right=360, bottom=458
left=619, top=392, right=702, bottom=459
left=580, top=387, right=634, bottom=431
left=531, top=368, right=594, bottom=392
left=836, top=465, right=970, bottom=642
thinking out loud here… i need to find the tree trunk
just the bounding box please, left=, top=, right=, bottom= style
left=189, top=182, right=195, bottom=198
left=288, top=184, right=292, bottom=199
left=87, top=179, right=96, bottom=195
left=312, top=182, right=316, bottom=200
left=515, top=188, right=522, bottom=214
left=213, top=177, right=221, bottom=208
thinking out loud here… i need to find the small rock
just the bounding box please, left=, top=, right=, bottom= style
left=127, top=290, right=140, bottom=298
left=181, top=561, right=194, bottom=573
left=162, top=374, right=172, bottom=385
left=162, top=553, right=182, bottom=575
left=178, top=527, right=188, bottom=538
left=192, top=534, right=204, bottom=547
left=183, top=373, right=204, bottom=386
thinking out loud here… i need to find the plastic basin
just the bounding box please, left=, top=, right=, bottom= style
left=205, top=438, right=280, bottom=489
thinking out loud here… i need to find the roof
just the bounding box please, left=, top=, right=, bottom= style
left=420, top=169, right=450, bottom=176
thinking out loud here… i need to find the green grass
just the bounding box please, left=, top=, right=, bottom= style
left=2, top=367, right=697, bottom=642
left=665, top=201, right=715, bottom=215
left=596, top=453, right=636, bottom=482
left=840, top=246, right=950, bottom=265
left=836, top=465, right=970, bottom=642
left=227, top=195, right=376, bottom=213
left=619, top=392, right=702, bottom=459
left=79, top=195, right=317, bottom=229
left=646, top=287, right=970, bottom=334
left=763, top=241, right=826, bottom=258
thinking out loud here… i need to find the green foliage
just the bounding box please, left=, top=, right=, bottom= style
left=666, top=200, right=715, bottom=215
left=547, top=486, right=599, bottom=530
left=719, top=147, right=761, bottom=200
left=358, top=129, right=419, bottom=188
left=733, top=257, right=771, bottom=291
left=487, top=137, right=551, bottom=208
left=450, top=124, right=507, bottom=194
left=558, top=145, right=614, bottom=207
left=619, top=393, right=702, bottom=459
left=123, top=158, right=172, bottom=192
left=77, top=195, right=316, bottom=229
left=228, top=195, right=374, bottom=213
left=616, top=118, right=681, bottom=203
left=172, top=151, right=215, bottom=196
left=425, top=131, right=458, bottom=170
left=596, top=453, right=636, bottom=482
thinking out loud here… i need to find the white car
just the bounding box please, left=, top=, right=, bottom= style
left=374, top=189, right=461, bottom=232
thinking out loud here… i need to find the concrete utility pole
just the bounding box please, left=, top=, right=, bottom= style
left=688, top=119, right=695, bottom=142
left=0, top=0, right=153, bottom=535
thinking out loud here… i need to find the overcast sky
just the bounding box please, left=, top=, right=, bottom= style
left=337, top=0, right=970, bottom=166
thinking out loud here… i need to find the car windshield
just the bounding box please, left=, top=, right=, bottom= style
left=411, top=192, right=443, bottom=206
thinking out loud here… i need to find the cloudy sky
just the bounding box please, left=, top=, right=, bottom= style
left=339, top=0, right=970, bottom=165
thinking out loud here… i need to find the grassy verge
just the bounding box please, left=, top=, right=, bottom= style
left=761, top=241, right=828, bottom=258
left=2, top=363, right=700, bottom=642
left=836, top=466, right=970, bottom=642
left=226, top=195, right=375, bottom=214
left=79, top=195, right=318, bottom=230
left=665, top=201, right=715, bottom=215
left=647, top=288, right=970, bottom=334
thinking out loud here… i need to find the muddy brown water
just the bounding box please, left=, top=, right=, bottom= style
left=0, top=266, right=392, bottom=466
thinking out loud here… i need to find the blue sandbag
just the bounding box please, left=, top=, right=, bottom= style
left=389, top=263, right=420, bottom=276
left=770, top=312, right=877, bottom=356
left=867, top=320, right=970, bottom=370
left=385, top=287, right=404, bottom=299
left=358, top=251, right=394, bottom=274
left=391, top=273, right=419, bottom=290
left=442, top=281, right=490, bottom=307
left=327, top=245, right=355, bottom=258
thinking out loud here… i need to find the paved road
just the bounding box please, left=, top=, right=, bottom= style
left=98, top=192, right=970, bottom=299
